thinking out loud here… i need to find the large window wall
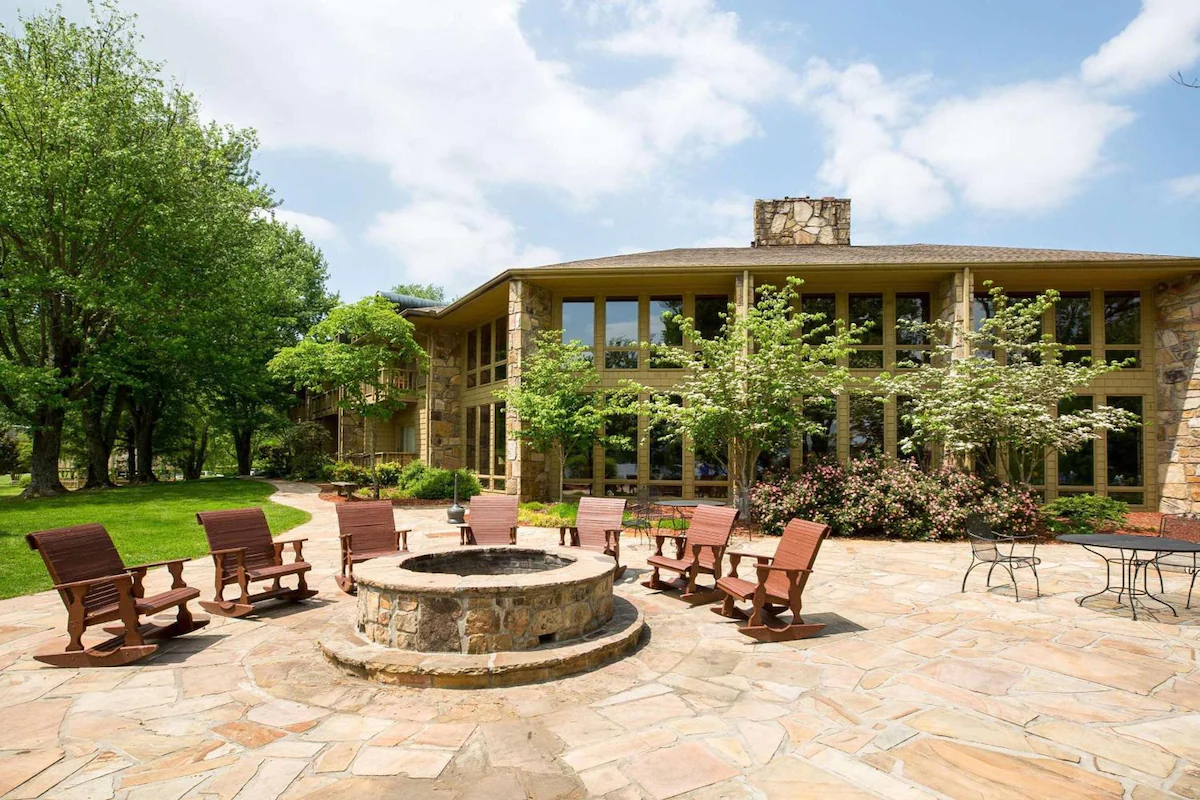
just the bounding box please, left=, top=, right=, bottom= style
left=465, top=401, right=507, bottom=491
left=548, top=283, right=1155, bottom=506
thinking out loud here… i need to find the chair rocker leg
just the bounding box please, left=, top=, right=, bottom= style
left=336, top=557, right=356, bottom=594
left=34, top=639, right=158, bottom=668
left=290, top=572, right=319, bottom=603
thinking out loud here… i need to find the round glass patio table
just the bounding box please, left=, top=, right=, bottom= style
left=1057, top=533, right=1200, bottom=620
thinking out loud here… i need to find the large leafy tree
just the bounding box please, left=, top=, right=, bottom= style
left=623, top=279, right=863, bottom=517
left=879, top=284, right=1138, bottom=485
left=269, top=296, right=426, bottom=493
left=212, top=221, right=332, bottom=476
left=0, top=4, right=269, bottom=495
left=495, top=331, right=617, bottom=502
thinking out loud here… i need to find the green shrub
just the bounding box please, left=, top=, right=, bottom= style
left=1041, top=494, right=1128, bottom=536
left=254, top=422, right=331, bottom=480
left=323, top=461, right=371, bottom=484
left=375, top=462, right=403, bottom=487
left=406, top=466, right=480, bottom=500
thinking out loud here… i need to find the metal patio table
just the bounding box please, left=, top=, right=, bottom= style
left=1058, top=533, right=1200, bottom=620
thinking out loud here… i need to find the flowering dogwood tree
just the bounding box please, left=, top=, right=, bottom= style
left=495, top=331, right=620, bottom=502
left=621, top=278, right=864, bottom=518
left=879, top=284, right=1138, bottom=485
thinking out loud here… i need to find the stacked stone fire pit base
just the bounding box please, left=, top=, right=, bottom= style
left=319, top=546, right=646, bottom=688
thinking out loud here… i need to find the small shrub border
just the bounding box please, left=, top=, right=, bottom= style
left=749, top=455, right=1042, bottom=540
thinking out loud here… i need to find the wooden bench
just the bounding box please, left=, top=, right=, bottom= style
left=713, top=517, right=829, bottom=641
left=335, top=500, right=410, bottom=593
left=643, top=505, right=738, bottom=604
left=560, top=497, right=627, bottom=579
left=461, top=495, right=519, bottom=545
left=195, top=507, right=316, bottom=618
left=26, top=524, right=207, bottom=667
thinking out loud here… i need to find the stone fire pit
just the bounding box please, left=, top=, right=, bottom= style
left=320, top=546, right=645, bottom=688
left=358, top=547, right=613, bottom=654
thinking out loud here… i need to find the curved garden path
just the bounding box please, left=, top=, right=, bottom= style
left=1, top=481, right=1200, bottom=798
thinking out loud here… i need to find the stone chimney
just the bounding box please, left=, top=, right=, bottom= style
left=753, top=197, right=850, bottom=246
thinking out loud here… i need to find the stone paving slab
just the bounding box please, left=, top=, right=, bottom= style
left=3, top=479, right=1200, bottom=798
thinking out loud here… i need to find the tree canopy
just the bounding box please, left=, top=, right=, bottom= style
left=494, top=331, right=616, bottom=502
left=620, top=279, right=864, bottom=516
left=879, top=284, right=1139, bottom=485
left=0, top=3, right=331, bottom=493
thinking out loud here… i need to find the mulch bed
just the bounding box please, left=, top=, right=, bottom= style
left=317, top=492, right=450, bottom=508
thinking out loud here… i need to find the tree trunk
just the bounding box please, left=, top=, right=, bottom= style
left=232, top=427, right=255, bottom=475
left=733, top=453, right=755, bottom=522
left=81, top=385, right=127, bottom=489
left=25, top=406, right=67, bottom=497
left=181, top=424, right=208, bottom=480
left=370, top=420, right=379, bottom=499
left=129, top=400, right=159, bottom=483
left=125, top=425, right=137, bottom=481
left=555, top=443, right=565, bottom=503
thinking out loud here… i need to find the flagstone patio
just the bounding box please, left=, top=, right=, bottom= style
left=3, top=481, right=1200, bottom=799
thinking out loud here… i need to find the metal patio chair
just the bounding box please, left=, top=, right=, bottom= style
left=960, top=513, right=1041, bottom=602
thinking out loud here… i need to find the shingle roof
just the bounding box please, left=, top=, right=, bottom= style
left=524, top=243, right=1196, bottom=271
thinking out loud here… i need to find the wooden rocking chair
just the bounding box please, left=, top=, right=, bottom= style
left=643, top=505, right=738, bottom=604
left=461, top=495, right=519, bottom=545
left=26, top=524, right=208, bottom=667
left=712, top=517, right=829, bottom=642
left=335, top=500, right=410, bottom=593
left=560, top=497, right=627, bottom=578
left=195, top=507, right=316, bottom=618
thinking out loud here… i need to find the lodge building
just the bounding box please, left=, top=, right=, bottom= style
left=291, top=197, right=1200, bottom=513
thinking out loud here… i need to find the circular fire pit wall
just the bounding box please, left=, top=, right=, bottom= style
left=355, top=547, right=615, bottom=654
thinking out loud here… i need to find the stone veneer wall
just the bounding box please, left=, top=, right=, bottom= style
left=1156, top=273, right=1200, bottom=513
left=936, top=267, right=971, bottom=359
left=753, top=197, right=851, bottom=246
left=507, top=279, right=553, bottom=500
left=425, top=329, right=463, bottom=469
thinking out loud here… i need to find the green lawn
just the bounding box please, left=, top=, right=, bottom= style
left=0, top=478, right=310, bottom=600
left=519, top=500, right=687, bottom=530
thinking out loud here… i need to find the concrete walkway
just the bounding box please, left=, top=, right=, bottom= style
left=2, top=483, right=1200, bottom=798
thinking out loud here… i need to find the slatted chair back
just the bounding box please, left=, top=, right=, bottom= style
left=335, top=501, right=397, bottom=552
left=683, top=505, right=738, bottom=549
left=765, top=518, right=829, bottom=598
left=575, top=497, right=626, bottom=549
left=196, top=507, right=277, bottom=578
left=26, top=524, right=127, bottom=614
left=1161, top=514, right=1200, bottom=544
left=467, top=495, right=519, bottom=544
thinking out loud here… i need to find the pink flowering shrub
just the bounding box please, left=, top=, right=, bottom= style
left=749, top=455, right=1041, bottom=540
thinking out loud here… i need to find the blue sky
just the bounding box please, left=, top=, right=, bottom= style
left=6, top=0, right=1200, bottom=299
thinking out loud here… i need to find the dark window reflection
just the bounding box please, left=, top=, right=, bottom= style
left=1107, top=396, right=1143, bottom=487
left=1058, top=396, right=1094, bottom=486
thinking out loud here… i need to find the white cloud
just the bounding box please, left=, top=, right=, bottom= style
left=116, top=0, right=789, bottom=291
left=796, top=0, right=1189, bottom=226
left=1081, top=0, right=1200, bottom=93
left=366, top=199, right=562, bottom=289
left=270, top=209, right=339, bottom=241
left=1167, top=173, right=1200, bottom=199
left=799, top=61, right=950, bottom=226
left=902, top=81, right=1133, bottom=212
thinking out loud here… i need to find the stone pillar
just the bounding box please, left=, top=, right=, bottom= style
left=936, top=267, right=972, bottom=359
left=1156, top=273, right=1200, bottom=513
left=426, top=330, right=463, bottom=469
left=506, top=279, right=552, bottom=501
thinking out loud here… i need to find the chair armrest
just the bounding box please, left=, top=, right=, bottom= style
left=126, top=557, right=190, bottom=571
left=126, top=558, right=192, bottom=592
left=652, top=532, right=686, bottom=557
left=726, top=550, right=770, bottom=561
left=725, top=550, right=770, bottom=577
left=282, top=539, right=307, bottom=561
